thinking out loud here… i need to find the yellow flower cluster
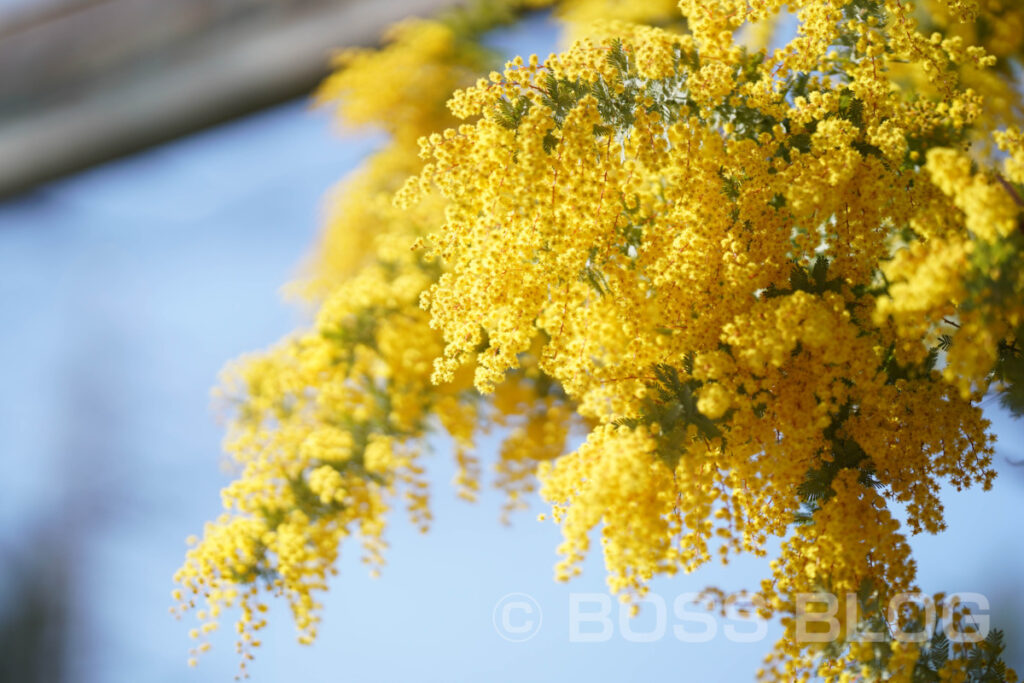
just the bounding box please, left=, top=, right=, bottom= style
left=174, top=4, right=577, bottom=673
left=177, top=0, right=1023, bottom=679
left=761, top=470, right=918, bottom=681
left=877, top=137, right=1023, bottom=403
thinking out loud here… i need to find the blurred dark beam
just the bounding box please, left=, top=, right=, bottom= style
left=0, top=0, right=456, bottom=199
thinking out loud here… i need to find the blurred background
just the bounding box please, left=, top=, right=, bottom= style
left=0, top=2, right=1022, bottom=682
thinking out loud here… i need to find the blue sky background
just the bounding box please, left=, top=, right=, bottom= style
left=1, top=12, right=1022, bottom=683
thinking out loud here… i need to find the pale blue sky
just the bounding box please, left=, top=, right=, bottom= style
left=0, top=11, right=1021, bottom=682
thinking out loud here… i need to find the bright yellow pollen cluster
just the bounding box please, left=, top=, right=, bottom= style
left=176, top=0, right=1023, bottom=679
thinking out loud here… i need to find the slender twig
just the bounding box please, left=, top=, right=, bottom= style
left=994, top=173, right=1024, bottom=234
left=995, top=173, right=1024, bottom=207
